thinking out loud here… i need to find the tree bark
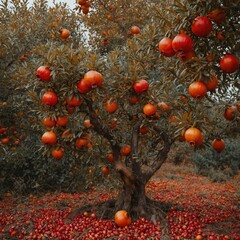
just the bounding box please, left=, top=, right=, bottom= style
left=115, top=177, right=148, bottom=217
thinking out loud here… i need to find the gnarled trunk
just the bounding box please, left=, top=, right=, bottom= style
left=113, top=122, right=172, bottom=219
left=115, top=177, right=147, bottom=217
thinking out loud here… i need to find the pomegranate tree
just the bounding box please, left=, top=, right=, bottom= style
left=1, top=0, right=240, bottom=223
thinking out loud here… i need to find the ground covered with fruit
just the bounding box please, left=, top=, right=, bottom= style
left=1, top=167, right=239, bottom=240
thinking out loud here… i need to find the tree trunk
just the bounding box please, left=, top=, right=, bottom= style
left=115, top=177, right=148, bottom=218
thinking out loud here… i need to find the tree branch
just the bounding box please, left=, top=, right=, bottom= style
left=131, top=116, right=144, bottom=155
left=84, top=97, right=115, bottom=144
left=131, top=116, right=144, bottom=176
left=142, top=129, right=172, bottom=182
left=84, top=97, right=135, bottom=186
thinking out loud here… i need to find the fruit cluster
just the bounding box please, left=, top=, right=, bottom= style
left=77, top=0, right=91, bottom=15
left=36, top=67, right=104, bottom=159
left=158, top=7, right=239, bottom=149
left=0, top=125, right=23, bottom=150
left=159, top=10, right=239, bottom=73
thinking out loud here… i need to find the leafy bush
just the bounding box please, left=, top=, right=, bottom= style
left=167, top=142, right=194, bottom=165
left=0, top=135, right=88, bottom=196
left=191, top=138, right=240, bottom=182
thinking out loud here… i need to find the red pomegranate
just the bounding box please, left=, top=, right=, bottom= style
left=83, top=70, right=103, bottom=88
left=224, top=106, right=237, bottom=121
left=172, top=33, right=194, bottom=53
left=220, top=54, right=239, bottom=73
left=184, top=127, right=203, bottom=147
left=77, top=79, right=92, bottom=93
left=36, top=66, right=51, bottom=81
left=211, top=139, right=225, bottom=153
left=133, top=79, right=149, bottom=94
left=205, top=75, right=218, bottom=92
left=158, top=37, right=176, bottom=57
left=188, top=81, right=207, bottom=99
left=191, top=16, right=212, bottom=37
left=42, top=91, right=58, bottom=106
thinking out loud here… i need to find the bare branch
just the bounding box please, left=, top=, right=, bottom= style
left=131, top=116, right=144, bottom=155
left=130, top=115, right=144, bottom=177
left=84, top=97, right=115, bottom=144
left=142, top=130, right=172, bottom=182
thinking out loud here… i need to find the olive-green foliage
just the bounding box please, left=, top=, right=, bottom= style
left=0, top=136, right=88, bottom=197
left=191, top=138, right=240, bottom=181
left=167, top=142, right=193, bottom=165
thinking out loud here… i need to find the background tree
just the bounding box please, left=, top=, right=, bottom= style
left=0, top=0, right=88, bottom=195
left=1, top=0, right=239, bottom=220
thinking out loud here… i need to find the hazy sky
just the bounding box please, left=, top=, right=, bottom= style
left=28, top=0, right=76, bottom=9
